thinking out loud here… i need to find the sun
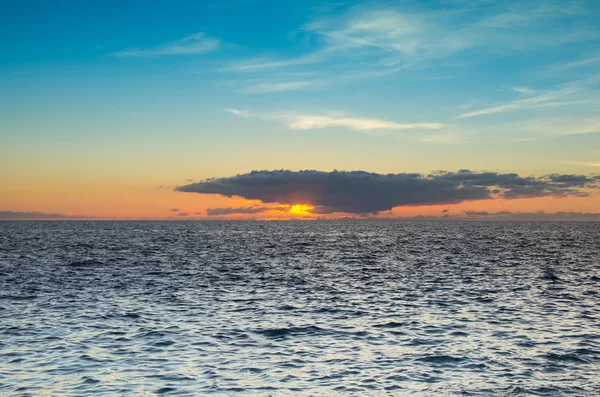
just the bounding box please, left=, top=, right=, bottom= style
left=287, top=204, right=314, bottom=215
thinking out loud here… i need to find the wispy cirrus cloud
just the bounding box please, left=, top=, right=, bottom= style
left=512, top=87, right=537, bottom=95
left=225, top=108, right=249, bottom=117
left=223, top=0, right=599, bottom=93
left=245, top=80, right=322, bottom=93
left=306, top=1, right=597, bottom=61
left=457, top=104, right=519, bottom=119
left=562, top=161, right=600, bottom=167
left=237, top=64, right=415, bottom=93
left=225, top=52, right=327, bottom=72
left=507, top=116, right=600, bottom=137
left=284, top=115, right=445, bottom=131
left=547, top=55, right=600, bottom=71
left=225, top=109, right=445, bottom=133
left=113, top=33, right=220, bottom=57
left=423, top=114, right=600, bottom=144
left=456, top=76, right=600, bottom=119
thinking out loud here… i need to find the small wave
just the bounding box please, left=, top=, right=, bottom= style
left=241, top=367, right=265, bottom=374
left=506, top=385, right=586, bottom=396
left=373, top=321, right=407, bottom=328
left=0, top=295, right=37, bottom=301
left=573, top=348, right=598, bottom=355
left=74, top=243, right=94, bottom=249
left=153, top=340, right=175, bottom=347
left=81, top=376, right=101, bottom=384
left=66, top=259, right=103, bottom=268
left=277, top=304, right=298, bottom=311
left=155, top=386, right=178, bottom=394
left=416, top=355, right=466, bottom=364
left=543, top=352, right=589, bottom=364
left=148, top=374, right=195, bottom=381
left=406, top=338, right=441, bottom=346
left=100, top=330, right=127, bottom=336
left=541, top=270, right=561, bottom=282
left=254, top=325, right=326, bottom=338
left=314, top=307, right=346, bottom=313
left=516, top=340, right=537, bottom=348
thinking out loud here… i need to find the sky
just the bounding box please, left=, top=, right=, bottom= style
left=1, top=0, right=599, bottom=220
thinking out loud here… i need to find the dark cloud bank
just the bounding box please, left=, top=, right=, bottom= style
left=176, top=170, right=599, bottom=215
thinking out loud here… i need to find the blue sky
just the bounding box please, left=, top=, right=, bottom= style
left=1, top=0, right=599, bottom=218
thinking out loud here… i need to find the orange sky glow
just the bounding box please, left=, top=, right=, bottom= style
left=3, top=185, right=597, bottom=220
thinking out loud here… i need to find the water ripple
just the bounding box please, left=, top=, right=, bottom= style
left=0, top=220, right=599, bottom=396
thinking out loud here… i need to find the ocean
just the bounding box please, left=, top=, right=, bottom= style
left=1, top=221, right=599, bottom=396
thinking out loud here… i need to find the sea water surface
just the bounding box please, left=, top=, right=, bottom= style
left=0, top=221, right=599, bottom=396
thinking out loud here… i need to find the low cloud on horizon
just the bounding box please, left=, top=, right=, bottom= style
left=198, top=207, right=600, bottom=221
left=461, top=211, right=600, bottom=221
left=206, top=206, right=275, bottom=216
left=0, top=211, right=85, bottom=220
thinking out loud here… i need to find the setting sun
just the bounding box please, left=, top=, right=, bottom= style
left=287, top=204, right=315, bottom=216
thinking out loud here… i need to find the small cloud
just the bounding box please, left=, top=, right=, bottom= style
left=169, top=208, right=180, bottom=212
left=512, top=87, right=536, bottom=95
left=225, top=108, right=249, bottom=117
left=562, top=161, right=600, bottom=167
left=457, top=104, right=519, bottom=119
left=113, top=33, right=220, bottom=57
left=457, top=100, right=480, bottom=111
left=246, top=80, right=321, bottom=93
left=456, top=77, right=596, bottom=119
left=441, top=209, right=449, bottom=213
left=224, top=52, right=324, bottom=72
left=282, top=114, right=445, bottom=132
left=548, top=55, right=600, bottom=71
left=226, top=109, right=445, bottom=134
left=464, top=210, right=490, bottom=216
left=177, top=212, right=189, bottom=217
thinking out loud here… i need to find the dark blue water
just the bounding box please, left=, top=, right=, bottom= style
left=1, top=221, right=599, bottom=396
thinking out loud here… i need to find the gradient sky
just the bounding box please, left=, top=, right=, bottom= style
left=1, top=0, right=599, bottom=219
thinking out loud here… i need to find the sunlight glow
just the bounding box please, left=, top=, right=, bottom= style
left=287, top=204, right=315, bottom=215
